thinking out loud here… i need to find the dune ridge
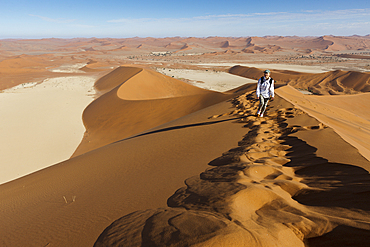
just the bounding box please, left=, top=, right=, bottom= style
left=73, top=66, right=233, bottom=156
left=94, top=92, right=370, bottom=246
left=229, top=65, right=370, bottom=95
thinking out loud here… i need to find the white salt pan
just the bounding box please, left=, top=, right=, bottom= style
left=157, top=68, right=255, bottom=92
left=0, top=76, right=96, bottom=184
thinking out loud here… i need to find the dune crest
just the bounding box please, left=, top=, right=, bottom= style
left=72, top=66, right=233, bottom=156
left=116, top=67, right=211, bottom=100
left=94, top=92, right=370, bottom=246
left=94, top=66, right=143, bottom=93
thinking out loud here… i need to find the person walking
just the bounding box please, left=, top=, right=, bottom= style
left=256, top=69, right=274, bottom=117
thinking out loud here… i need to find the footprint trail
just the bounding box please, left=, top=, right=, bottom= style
left=95, top=91, right=370, bottom=247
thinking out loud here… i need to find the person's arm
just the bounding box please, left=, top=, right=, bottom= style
left=270, top=79, right=275, bottom=99
left=256, top=78, right=261, bottom=98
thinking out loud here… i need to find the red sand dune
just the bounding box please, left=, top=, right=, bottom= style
left=73, top=67, right=235, bottom=156
left=165, top=41, right=188, bottom=50
left=2, top=35, right=370, bottom=58
left=229, top=65, right=370, bottom=95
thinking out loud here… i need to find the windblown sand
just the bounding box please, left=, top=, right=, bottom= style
left=0, top=76, right=96, bottom=184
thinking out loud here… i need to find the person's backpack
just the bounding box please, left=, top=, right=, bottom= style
left=260, top=77, right=274, bottom=91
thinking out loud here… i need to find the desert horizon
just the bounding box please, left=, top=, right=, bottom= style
left=1, top=35, right=370, bottom=246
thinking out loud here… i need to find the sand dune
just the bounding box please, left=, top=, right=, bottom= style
left=5, top=35, right=370, bottom=58
left=73, top=66, right=233, bottom=156
left=1, top=36, right=370, bottom=92
left=229, top=65, right=370, bottom=95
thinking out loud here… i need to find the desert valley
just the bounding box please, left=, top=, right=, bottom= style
left=0, top=35, right=370, bottom=246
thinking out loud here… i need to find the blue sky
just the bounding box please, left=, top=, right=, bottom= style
left=1, top=0, right=369, bottom=38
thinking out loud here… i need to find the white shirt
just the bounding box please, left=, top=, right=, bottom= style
left=256, top=76, right=274, bottom=98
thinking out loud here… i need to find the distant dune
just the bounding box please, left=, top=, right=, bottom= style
left=1, top=35, right=370, bottom=90
left=229, top=65, right=370, bottom=95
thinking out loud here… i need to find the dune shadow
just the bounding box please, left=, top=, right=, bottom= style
left=282, top=136, right=370, bottom=211
left=121, top=117, right=242, bottom=142
left=305, top=225, right=370, bottom=247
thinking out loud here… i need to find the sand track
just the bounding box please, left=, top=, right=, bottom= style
left=95, top=92, right=370, bottom=246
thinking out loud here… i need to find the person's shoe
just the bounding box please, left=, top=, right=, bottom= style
left=260, top=113, right=264, bottom=117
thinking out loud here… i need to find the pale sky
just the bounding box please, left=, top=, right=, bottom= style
left=1, top=0, right=369, bottom=38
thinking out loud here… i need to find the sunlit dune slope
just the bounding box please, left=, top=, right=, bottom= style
left=229, top=65, right=370, bottom=95
left=72, top=66, right=236, bottom=156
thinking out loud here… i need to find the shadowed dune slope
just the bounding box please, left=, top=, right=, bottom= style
left=0, top=94, right=252, bottom=247
left=229, top=65, right=370, bottom=95
left=73, top=67, right=234, bottom=156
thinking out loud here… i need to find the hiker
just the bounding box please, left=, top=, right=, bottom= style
left=256, top=69, right=274, bottom=117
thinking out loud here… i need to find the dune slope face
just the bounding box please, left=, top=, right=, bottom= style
left=73, top=66, right=231, bottom=156
left=229, top=65, right=370, bottom=95
left=95, top=92, right=370, bottom=247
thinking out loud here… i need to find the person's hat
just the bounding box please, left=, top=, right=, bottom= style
left=264, top=69, right=270, bottom=73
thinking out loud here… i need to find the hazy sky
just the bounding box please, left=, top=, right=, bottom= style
left=1, top=0, right=369, bottom=38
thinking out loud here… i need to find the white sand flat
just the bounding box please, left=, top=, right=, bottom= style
left=157, top=68, right=255, bottom=92
left=0, top=76, right=96, bottom=184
